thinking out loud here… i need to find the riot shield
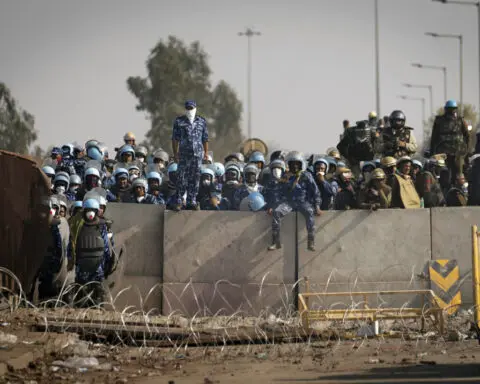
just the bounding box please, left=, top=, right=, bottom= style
left=239, top=138, right=268, bottom=160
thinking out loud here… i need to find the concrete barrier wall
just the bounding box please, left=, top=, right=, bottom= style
left=107, top=203, right=164, bottom=313
left=431, top=207, right=480, bottom=305
left=162, top=211, right=296, bottom=316
left=297, top=209, right=432, bottom=308
left=102, top=206, right=480, bottom=315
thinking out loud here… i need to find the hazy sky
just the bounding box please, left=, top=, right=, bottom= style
left=0, top=0, right=478, bottom=156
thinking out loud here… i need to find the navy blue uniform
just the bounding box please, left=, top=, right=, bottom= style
left=172, top=115, right=208, bottom=206
left=272, top=171, right=321, bottom=238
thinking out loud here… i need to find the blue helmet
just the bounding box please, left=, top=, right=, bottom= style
left=62, top=144, right=74, bottom=157
left=243, top=163, right=260, bottom=176
left=374, top=158, right=381, bottom=168
left=83, top=198, right=100, bottom=210
left=53, top=171, right=70, bottom=188
left=214, top=162, right=225, bottom=177
left=361, top=161, right=376, bottom=172
left=113, top=167, right=128, bottom=179
left=445, top=99, right=458, bottom=109
left=146, top=171, right=162, bottom=184
left=312, top=157, right=329, bottom=172
left=168, top=162, right=178, bottom=173
left=69, top=174, right=82, bottom=185
left=84, top=167, right=101, bottom=180
left=201, top=167, right=215, bottom=179
left=132, top=178, right=148, bottom=189
left=249, top=151, right=265, bottom=164
left=42, top=166, right=55, bottom=178
left=51, top=147, right=62, bottom=157
left=86, top=145, right=103, bottom=161
left=240, top=192, right=266, bottom=212
left=270, top=159, right=286, bottom=171
left=119, top=145, right=135, bottom=159
left=412, top=159, right=424, bottom=169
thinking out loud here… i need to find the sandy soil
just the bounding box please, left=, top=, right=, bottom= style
left=0, top=309, right=480, bottom=383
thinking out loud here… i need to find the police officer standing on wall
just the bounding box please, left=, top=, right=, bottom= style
left=171, top=100, right=209, bottom=211
left=429, top=100, right=470, bottom=184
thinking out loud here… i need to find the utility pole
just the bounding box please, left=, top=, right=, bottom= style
left=238, top=28, right=261, bottom=140
left=374, top=0, right=381, bottom=114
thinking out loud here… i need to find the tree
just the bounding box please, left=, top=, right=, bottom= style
left=0, top=83, right=37, bottom=154
left=127, top=36, right=244, bottom=159
left=210, top=81, right=244, bottom=160
left=422, top=103, right=478, bottom=154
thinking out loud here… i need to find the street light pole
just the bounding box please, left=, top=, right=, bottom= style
left=238, top=28, right=261, bottom=140
left=460, top=34, right=464, bottom=111
left=425, top=32, right=464, bottom=114
left=375, top=0, right=381, bottom=114
left=411, top=63, right=448, bottom=102
left=402, top=83, right=434, bottom=116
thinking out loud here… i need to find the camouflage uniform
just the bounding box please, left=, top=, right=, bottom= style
left=172, top=115, right=208, bottom=207
left=430, top=114, right=470, bottom=183
left=378, top=127, right=417, bottom=158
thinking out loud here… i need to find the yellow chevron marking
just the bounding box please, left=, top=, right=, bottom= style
left=436, top=259, right=449, bottom=267
left=434, top=292, right=462, bottom=315
left=429, top=266, right=459, bottom=291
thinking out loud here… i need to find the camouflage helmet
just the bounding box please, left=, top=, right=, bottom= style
left=371, top=168, right=386, bottom=180
left=381, top=156, right=396, bottom=168
left=431, top=153, right=447, bottom=168
left=326, top=147, right=341, bottom=160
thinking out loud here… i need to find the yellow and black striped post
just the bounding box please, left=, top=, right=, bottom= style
left=428, top=259, right=462, bottom=315
left=472, top=225, right=480, bottom=327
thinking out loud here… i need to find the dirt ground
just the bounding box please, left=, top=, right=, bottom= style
left=1, top=309, right=480, bottom=384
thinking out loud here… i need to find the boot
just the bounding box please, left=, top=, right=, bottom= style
left=268, top=233, right=282, bottom=251
left=172, top=204, right=183, bottom=212
left=307, top=235, right=316, bottom=252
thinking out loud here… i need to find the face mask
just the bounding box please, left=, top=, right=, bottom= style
left=49, top=208, right=56, bottom=217
left=318, top=171, right=325, bottom=176
left=202, top=179, right=211, bottom=187
left=85, top=211, right=96, bottom=221
left=226, top=180, right=238, bottom=185
left=186, top=108, right=196, bottom=122
left=55, top=186, right=66, bottom=194
left=136, top=196, right=145, bottom=203
left=272, top=168, right=282, bottom=179
left=69, top=186, right=79, bottom=193
left=247, top=184, right=259, bottom=193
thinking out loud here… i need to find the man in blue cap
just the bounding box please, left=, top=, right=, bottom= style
left=171, top=100, right=209, bottom=210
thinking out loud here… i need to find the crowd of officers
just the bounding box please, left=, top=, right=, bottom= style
left=37, top=98, right=477, bottom=306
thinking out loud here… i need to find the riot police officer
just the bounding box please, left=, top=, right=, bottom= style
left=378, top=110, right=417, bottom=158
left=429, top=100, right=470, bottom=184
